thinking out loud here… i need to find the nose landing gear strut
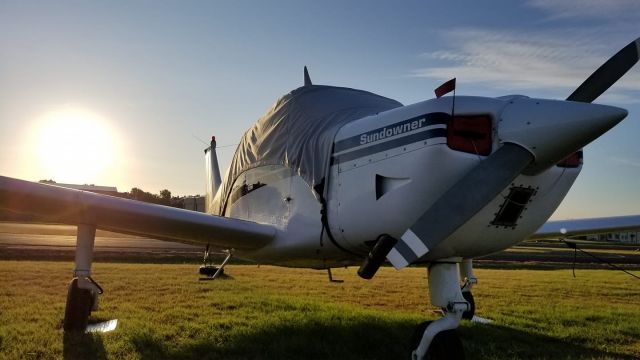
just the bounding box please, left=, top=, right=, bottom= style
left=411, top=260, right=469, bottom=360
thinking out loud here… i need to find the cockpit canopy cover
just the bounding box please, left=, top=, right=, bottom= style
left=220, top=85, right=402, bottom=213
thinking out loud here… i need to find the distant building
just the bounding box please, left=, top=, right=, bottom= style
left=183, top=196, right=205, bottom=212
left=55, top=183, right=119, bottom=196
left=587, top=232, right=640, bottom=245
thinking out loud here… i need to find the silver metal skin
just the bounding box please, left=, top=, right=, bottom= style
left=74, top=224, right=102, bottom=310
left=73, top=224, right=96, bottom=279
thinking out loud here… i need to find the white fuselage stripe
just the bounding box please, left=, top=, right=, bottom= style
left=401, top=229, right=429, bottom=256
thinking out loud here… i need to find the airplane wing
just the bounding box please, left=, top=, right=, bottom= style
left=0, top=176, right=276, bottom=250
left=531, top=215, right=640, bottom=240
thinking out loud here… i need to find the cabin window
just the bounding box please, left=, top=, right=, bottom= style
left=227, top=165, right=291, bottom=207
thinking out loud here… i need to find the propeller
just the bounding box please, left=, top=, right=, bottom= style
left=386, top=38, right=639, bottom=269
left=386, top=144, right=533, bottom=268
left=567, top=38, right=639, bottom=103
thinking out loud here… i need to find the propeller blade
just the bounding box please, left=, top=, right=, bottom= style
left=386, top=143, right=533, bottom=269
left=567, top=38, right=639, bottom=103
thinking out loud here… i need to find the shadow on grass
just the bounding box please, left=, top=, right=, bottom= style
left=126, top=319, right=634, bottom=360
left=197, top=274, right=235, bottom=281
left=460, top=322, right=637, bottom=360
left=131, top=317, right=412, bottom=360
left=62, top=332, right=107, bottom=360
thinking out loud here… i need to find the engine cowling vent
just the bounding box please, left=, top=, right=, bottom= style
left=490, top=186, right=538, bottom=228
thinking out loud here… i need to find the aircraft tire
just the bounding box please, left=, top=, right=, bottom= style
left=199, top=265, right=223, bottom=277
left=410, top=321, right=465, bottom=360
left=461, top=291, right=475, bottom=320
left=63, top=278, right=93, bottom=332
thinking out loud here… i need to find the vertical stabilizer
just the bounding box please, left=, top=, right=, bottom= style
left=204, top=136, right=222, bottom=214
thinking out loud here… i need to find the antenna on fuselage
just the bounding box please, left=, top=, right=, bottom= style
left=304, top=66, right=312, bottom=86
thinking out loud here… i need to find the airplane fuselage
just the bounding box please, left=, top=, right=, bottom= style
left=217, top=95, right=581, bottom=268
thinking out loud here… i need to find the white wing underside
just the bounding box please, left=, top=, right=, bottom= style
left=0, top=176, right=276, bottom=250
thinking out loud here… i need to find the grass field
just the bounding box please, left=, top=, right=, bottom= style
left=0, top=261, right=639, bottom=359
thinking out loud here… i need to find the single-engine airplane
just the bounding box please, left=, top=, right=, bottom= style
left=2, top=38, right=640, bottom=359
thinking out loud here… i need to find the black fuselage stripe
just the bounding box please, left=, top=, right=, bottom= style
left=333, top=112, right=450, bottom=153
left=331, top=128, right=447, bottom=166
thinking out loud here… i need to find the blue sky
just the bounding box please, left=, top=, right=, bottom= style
left=1, top=0, right=639, bottom=219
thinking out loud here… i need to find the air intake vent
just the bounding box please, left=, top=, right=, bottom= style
left=375, top=175, right=411, bottom=200
left=491, top=186, right=537, bottom=228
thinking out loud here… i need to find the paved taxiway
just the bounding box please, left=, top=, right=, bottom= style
left=0, top=222, right=202, bottom=260
left=0, top=233, right=199, bottom=251
left=1, top=222, right=639, bottom=265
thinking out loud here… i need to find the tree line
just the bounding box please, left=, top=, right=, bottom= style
left=124, top=187, right=185, bottom=208
left=37, top=179, right=188, bottom=208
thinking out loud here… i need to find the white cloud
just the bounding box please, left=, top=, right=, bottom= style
left=609, top=156, right=640, bottom=168
left=412, top=28, right=640, bottom=102
left=412, top=0, right=640, bottom=102
left=526, top=0, right=640, bottom=20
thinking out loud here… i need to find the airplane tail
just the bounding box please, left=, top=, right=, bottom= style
left=204, top=136, right=222, bottom=214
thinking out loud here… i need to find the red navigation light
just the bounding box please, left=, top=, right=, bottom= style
left=447, top=115, right=492, bottom=156
left=557, top=150, right=583, bottom=168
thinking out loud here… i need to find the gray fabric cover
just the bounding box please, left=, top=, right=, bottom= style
left=219, top=85, right=402, bottom=213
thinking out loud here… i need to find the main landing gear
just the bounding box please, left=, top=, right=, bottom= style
left=199, top=245, right=232, bottom=280
left=411, top=259, right=478, bottom=360
left=63, top=224, right=105, bottom=332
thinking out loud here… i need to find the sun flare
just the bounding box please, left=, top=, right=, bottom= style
left=34, top=108, right=119, bottom=184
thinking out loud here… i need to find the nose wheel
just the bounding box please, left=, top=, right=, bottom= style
left=461, top=291, right=475, bottom=321
left=410, top=321, right=464, bottom=360
left=411, top=261, right=469, bottom=360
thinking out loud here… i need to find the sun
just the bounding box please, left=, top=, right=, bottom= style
left=34, top=108, right=119, bottom=184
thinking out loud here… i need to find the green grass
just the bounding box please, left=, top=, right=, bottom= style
left=0, top=261, right=638, bottom=359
